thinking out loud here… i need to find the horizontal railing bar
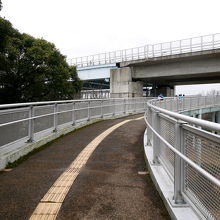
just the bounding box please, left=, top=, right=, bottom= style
left=0, top=98, right=148, bottom=109
left=145, top=118, right=220, bottom=188
left=182, top=123, right=220, bottom=144
left=0, top=99, right=148, bottom=128
left=0, top=99, right=116, bottom=109
left=158, top=112, right=178, bottom=124
left=147, top=100, right=220, bottom=132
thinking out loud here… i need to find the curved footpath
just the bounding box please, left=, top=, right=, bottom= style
left=0, top=114, right=170, bottom=220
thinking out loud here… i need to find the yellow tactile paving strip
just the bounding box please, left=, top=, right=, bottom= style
left=29, top=116, right=143, bottom=220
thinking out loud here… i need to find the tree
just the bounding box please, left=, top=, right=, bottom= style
left=0, top=1, right=2, bottom=11
left=206, top=89, right=220, bottom=96
left=0, top=17, right=82, bottom=104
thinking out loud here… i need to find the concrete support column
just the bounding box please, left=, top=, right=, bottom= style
left=154, top=85, right=174, bottom=97
left=216, top=111, right=220, bottom=135
left=212, top=112, right=216, bottom=122
left=110, top=67, right=143, bottom=98
left=198, top=109, right=202, bottom=120
left=216, top=111, right=220, bottom=123
left=211, top=112, right=216, bottom=133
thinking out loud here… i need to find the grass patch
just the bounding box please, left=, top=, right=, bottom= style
left=6, top=136, right=62, bottom=168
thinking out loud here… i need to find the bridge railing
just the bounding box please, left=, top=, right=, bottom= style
left=81, top=89, right=110, bottom=99
left=145, top=95, right=220, bottom=220
left=0, top=98, right=148, bottom=169
left=70, top=33, right=220, bottom=68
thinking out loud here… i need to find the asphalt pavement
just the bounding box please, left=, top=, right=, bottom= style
left=0, top=114, right=170, bottom=220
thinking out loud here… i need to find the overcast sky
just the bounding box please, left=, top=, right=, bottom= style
left=1, top=0, right=220, bottom=95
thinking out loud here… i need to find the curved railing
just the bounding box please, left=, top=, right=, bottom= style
left=69, top=33, right=220, bottom=68
left=145, top=96, right=220, bottom=220
left=0, top=98, right=148, bottom=169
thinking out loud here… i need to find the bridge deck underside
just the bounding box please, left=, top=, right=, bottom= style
left=135, top=71, right=220, bottom=86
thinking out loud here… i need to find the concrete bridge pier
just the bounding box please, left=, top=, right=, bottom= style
left=110, top=67, right=143, bottom=98
left=215, top=111, right=220, bottom=123
left=216, top=111, right=220, bottom=134
left=151, top=85, right=174, bottom=97
left=110, top=67, right=175, bottom=98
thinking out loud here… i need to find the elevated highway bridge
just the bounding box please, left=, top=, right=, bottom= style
left=70, top=33, right=220, bottom=97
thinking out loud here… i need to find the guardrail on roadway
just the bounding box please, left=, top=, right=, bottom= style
left=0, top=98, right=148, bottom=169
left=70, top=33, right=220, bottom=68
left=145, top=95, right=220, bottom=220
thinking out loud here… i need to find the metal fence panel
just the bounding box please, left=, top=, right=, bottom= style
left=34, top=105, right=54, bottom=133
left=146, top=95, right=220, bottom=220
left=183, top=127, right=220, bottom=220
left=159, top=115, right=175, bottom=177
left=0, top=108, right=29, bottom=147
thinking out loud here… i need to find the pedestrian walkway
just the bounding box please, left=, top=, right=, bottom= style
left=0, top=114, right=170, bottom=220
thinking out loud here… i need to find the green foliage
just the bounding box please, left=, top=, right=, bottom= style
left=0, top=17, right=82, bottom=104
left=0, top=1, right=2, bottom=11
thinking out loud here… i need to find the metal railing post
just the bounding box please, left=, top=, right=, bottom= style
left=123, top=98, right=126, bottom=115
left=164, top=98, right=167, bottom=110
left=101, top=100, right=103, bottom=118
left=190, top=97, right=192, bottom=110
left=88, top=101, right=91, bottom=121
left=201, top=36, right=203, bottom=50
left=134, top=98, right=136, bottom=112
left=170, top=41, right=172, bottom=55
left=53, top=103, right=58, bottom=132
left=113, top=99, right=116, bottom=116
left=174, top=120, right=186, bottom=204
left=212, top=34, right=215, bottom=49
left=152, top=110, right=160, bottom=164
left=27, top=105, right=34, bottom=142
left=104, top=53, right=106, bottom=64
left=177, top=99, right=179, bottom=112
left=197, top=96, right=200, bottom=109
left=152, top=45, right=154, bottom=57
left=147, top=107, right=152, bottom=145
left=144, top=46, right=146, bottom=58
left=190, top=38, right=192, bottom=53
left=72, top=102, right=75, bottom=125
left=146, top=45, right=149, bottom=59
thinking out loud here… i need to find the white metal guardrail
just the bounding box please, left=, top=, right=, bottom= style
left=69, top=33, right=220, bottom=68
left=81, top=89, right=110, bottom=99
left=145, top=96, right=220, bottom=220
left=0, top=98, right=148, bottom=168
